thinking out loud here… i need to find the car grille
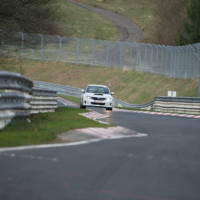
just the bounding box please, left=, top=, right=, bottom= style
left=91, top=102, right=105, bottom=105
left=91, top=97, right=106, bottom=101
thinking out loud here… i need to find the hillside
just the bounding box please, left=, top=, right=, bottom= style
left=0, top=0, right=119, bottom=40
left=78, top=0, right=190, bottom=45
left=0, top=0, right=190, bottom=44
left=0, top=58, right=197, bottom=104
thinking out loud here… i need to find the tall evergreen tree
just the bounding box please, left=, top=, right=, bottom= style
left=178, top=0, right=200, bottom=45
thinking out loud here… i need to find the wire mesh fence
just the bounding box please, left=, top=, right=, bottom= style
left=1, top=31, right=200, bottom=79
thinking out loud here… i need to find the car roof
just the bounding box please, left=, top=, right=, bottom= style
left=86, top=84, right=109, bottom=88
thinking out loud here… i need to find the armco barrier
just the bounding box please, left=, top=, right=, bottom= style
left=33, top=81, right=200, bottom=115
left=34, top=81, right=152, bottom=109
left=0, top=71, right=58, bottom=130
left=114, top=98, right=154, bottom=110
left=153, top=96, right=200, bottom=115
left=31, top=88, right=58, bottom=114
left=0, top=71, right=33, bottom=129
left=0, top=93, right=30, bottom=129
left=34, top=81, right=82, bottom=98
left=0, top=71, right=33, bottom=92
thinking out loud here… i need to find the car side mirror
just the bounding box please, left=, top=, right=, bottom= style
left=111, top=92, right=115, bottom=95
left=81, top=89, right=85, bottom=93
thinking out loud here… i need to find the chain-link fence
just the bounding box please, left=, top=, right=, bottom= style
left=1, top=31, right=200, bottom=79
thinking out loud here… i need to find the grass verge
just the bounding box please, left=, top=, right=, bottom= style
left=60, top=95, right=80, bottom=104
left=0, top=108, right=109, bottom=147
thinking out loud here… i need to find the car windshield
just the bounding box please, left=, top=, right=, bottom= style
left=86, top=86, right=110, bottom=94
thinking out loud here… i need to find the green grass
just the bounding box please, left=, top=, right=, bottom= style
left=80, top=0, right=158, bottom=42
left=60, top=95, right=80, bottom=104
left=0, top=0, right=188, bottom=44
left=0, top=58, right=198, bottom=104
left=0, top=0, right=119, bottom=41
left=79, top=0, right=189, bottom=44
left=0, top=108, right=109, bottom=147
left=52, top=0, right=119, bottom=40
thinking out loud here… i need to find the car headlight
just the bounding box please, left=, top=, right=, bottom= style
left=86, top=96, right=91, bottom=99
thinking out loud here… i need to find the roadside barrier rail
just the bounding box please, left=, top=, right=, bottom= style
left=2, top=73, right=198, bottom=130
left=0, top=92, right=31, bottom=129
left=0, top=71, right=33, bottom=92
left=0, top=71, right=58, bottom=130
left=153, top=96, right=200, bottom=115
left=31, top=88, right=58, bottom=114
left=33, top=81, right=200, bottom=115
left=114, top=98, right=154, bottom=110
left=34, top=81, right=82, bottom=98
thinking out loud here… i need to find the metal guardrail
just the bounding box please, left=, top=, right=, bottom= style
left=114, top=98, right=154, bottom=110
left=154, top=96, right=200, bottom=103
left=1, top=71, right=198, bottom=130
left=0, top=92, right=31, bottom=129
left=34, top=81, right=82, bottom=98
left=33, top=81, right=155, bottom=109
left=0, top=71, right=33, bottom=92
left=0, top=71, right=58, bottom=130
left=33, top=81, right=200, bottom=115
left=153, top=96, right=200, bottom=114
left=31, top=88, right=58, bottom=114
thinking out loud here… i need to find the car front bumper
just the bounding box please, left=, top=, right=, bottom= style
left=83, top=99, right=113, bottom=108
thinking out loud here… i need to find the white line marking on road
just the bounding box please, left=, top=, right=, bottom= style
left=114, top=108, right=200, bottom=119
left=0, top=152, right=59, bottom=162
left=0, top=139, right=103, bottom=152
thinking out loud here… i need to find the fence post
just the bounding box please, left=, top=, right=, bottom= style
left=92, top=39, right=96, bottom=65
left=0, top=30, right=3, bottom=46
left=19, top=32, right=24, bottom=58
left=38, top=34, right=44, bottom=60
left=76, top=38, right=80, bottom=63
left=57, top=35, right=63, bottom=49
left=119, top=42, right=123, bottom=67
left=57, top=36, right=63, bottom=61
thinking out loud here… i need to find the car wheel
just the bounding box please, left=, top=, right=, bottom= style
left=106, top=107, right=112, bottom=111
left=80, top=104, right=86, bottom=109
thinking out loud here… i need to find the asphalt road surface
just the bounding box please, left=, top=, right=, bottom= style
left=0, top=108, right=200, bottom=200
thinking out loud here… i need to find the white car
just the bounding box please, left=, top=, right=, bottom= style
left=80, top=84, right=114, bottom=110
